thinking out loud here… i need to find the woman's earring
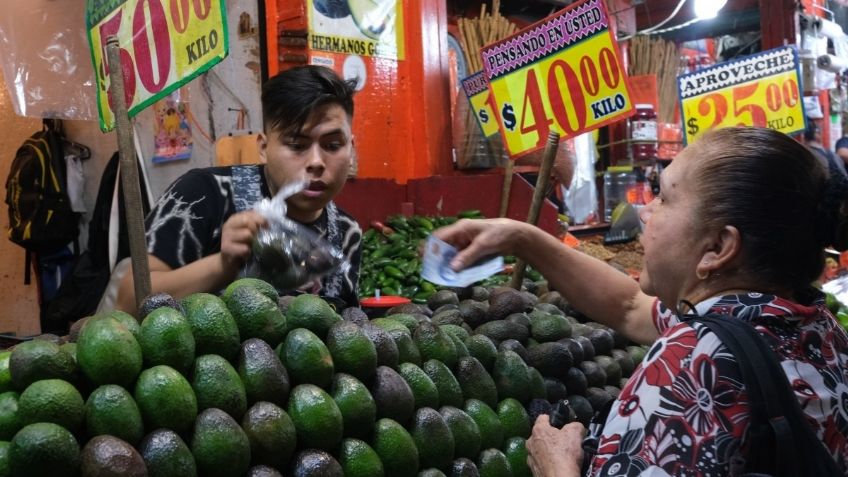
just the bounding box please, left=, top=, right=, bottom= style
left=696, top=269, right=710, bottom=280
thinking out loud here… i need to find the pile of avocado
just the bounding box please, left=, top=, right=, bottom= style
left=0, top=274, right=646, bottom=476
left=419, top=284, right=647, bottom=429
left=359, top=211, right=543, bottom=300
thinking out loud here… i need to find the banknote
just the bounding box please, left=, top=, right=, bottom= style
left=421, top=235, right=504, bottom=287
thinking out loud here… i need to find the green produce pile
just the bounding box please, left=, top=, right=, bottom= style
left=359, top=211, right=542, bottom=301
left=825, top=292, right=848, bottom=331
left=0, top=276, right=646, bottom=477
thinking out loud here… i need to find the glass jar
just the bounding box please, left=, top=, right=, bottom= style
left=603, top=166, right=636, bottom=223
left=630, top=104, right=658, bottom=163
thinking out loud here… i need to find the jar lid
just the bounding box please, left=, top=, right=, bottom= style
left=361, top=296, right=411, bottom=308
left=634, top=103, right=655, bottom=109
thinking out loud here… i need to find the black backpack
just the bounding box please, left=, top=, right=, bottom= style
left=42, top=152, right=151, bottom=332
left=5, top=120, right=80, bottom=255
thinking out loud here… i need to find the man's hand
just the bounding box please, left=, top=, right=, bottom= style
left=526, top=415, right=587, bottom=477
left=220, top=211, right=267, bottom=273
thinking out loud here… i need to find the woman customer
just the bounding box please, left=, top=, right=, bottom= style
left=433, top=127, right=848, bottom=476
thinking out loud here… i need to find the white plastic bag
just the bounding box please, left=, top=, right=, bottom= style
left=563, top=132, right=599, bottom=224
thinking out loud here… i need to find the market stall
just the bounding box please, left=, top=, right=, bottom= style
left=0, top=0, right=846, bottom=475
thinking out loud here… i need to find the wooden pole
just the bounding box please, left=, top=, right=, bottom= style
left=510, top=131, right=560, bottom=289
left=499, top=160, right=514, bottom=217
left=106, top=37, right=151, bottom=312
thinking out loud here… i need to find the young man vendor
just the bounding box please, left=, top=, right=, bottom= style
left=117, top=66, right=362, bottom=314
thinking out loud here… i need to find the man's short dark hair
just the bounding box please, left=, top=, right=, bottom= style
left=262, top=65, right=357, bottom=136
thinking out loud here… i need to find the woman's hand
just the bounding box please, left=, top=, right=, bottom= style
left=432, top=218, right=531, bottom=271
left=220, top=211, right=266, bottom=273
left=526, top=416, right=587, bottom=477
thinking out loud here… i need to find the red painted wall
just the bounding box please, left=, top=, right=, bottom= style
left=335, top=173, right=561, bottom=235
left=267, top=0, right=453, bottom=184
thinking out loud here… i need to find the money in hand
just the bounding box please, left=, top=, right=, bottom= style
left=422, top=235, right=504, bottom=288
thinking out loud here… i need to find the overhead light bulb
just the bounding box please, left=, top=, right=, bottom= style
left=694, top=0, right=728, bottom=19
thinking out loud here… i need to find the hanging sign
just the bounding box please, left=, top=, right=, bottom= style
left=86, top=0, right=228, bottom=131
left=461, top=71, right=500, bottom=138
left=678, top=46, right=805, bottom=144
left=308, top=0, right=405, bottom=60
left=480, top=0, right=634, bottom=157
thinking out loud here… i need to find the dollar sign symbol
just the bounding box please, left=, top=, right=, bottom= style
left=502, top=103, right=516, bottom=131
left=479, top=109, right=489, bottom=123
left=687, top=117, right=699, bottom=135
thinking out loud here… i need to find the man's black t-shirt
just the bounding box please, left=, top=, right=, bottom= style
left=144, top=165, right=362, bottom=307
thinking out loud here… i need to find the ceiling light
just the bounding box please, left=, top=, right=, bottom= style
left=694, top=0, right=728, bottom=20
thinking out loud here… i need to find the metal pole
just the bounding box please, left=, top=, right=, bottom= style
left=106, top=37, right=151, bottom=312
left=511, top=130, right=560, bottom=289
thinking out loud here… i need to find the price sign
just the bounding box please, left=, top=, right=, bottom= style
left=461, top=71, right=500, bottom=138
left=480, top=0, right=634, bottom=157
left=678, top=46, right=805, bottom=144
left=86, top=0, right=228, bottom=131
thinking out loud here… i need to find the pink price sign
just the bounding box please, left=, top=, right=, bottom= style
left=480, top=0, right=634, bottom=157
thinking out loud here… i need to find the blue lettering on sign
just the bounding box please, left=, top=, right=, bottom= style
left=590, top=93, right=626, bottom=119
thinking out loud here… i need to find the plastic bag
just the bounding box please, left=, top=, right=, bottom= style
left=244, top=181, right=348, bottom=292
left=563, top=132, right=599, bottom=224
left=0, top=1, right=97, bottom=120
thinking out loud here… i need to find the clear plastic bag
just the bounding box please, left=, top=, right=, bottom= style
left=0, top=1, right=97, bottom=120
left=244, top=181, right=348, bottom=292
left=564, top=132, right=599, bottom=224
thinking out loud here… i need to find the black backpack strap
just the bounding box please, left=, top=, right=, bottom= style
left=685, top=314, right=841, bottom=477
left=693, top=316, right=793, bottom=475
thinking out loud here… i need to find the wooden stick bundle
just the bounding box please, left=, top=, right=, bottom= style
left=456, top=1, right=519, bottom=172
left=628, top=35, right=681, bottom=123
left=457, top=1, right=516, bottom=73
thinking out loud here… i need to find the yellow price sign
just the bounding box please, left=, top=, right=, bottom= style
left=480, top=0, right=634, bottom=157
left=461, top=71, right=500, bottom=138
left=86, top=0, right=228, bottom=131
left=678, top=46, right=805, bottom=144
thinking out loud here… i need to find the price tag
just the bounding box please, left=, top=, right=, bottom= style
left=480, top=0, right=634, bottom=157
left=86, top=0, right=228, bottom=131
left=461, top=71, right=500, bottom=138
left=678, top=46, right=805, bottom=144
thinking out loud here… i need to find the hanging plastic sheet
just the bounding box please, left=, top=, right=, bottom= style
left=0, top=1, right=97, bottom=120
left=563, top=133, right=599, bottom=225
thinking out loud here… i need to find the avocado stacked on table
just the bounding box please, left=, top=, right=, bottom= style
left=0, top=275, right=646, bottom=476
left=421, top=285, right=647, bottom=428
